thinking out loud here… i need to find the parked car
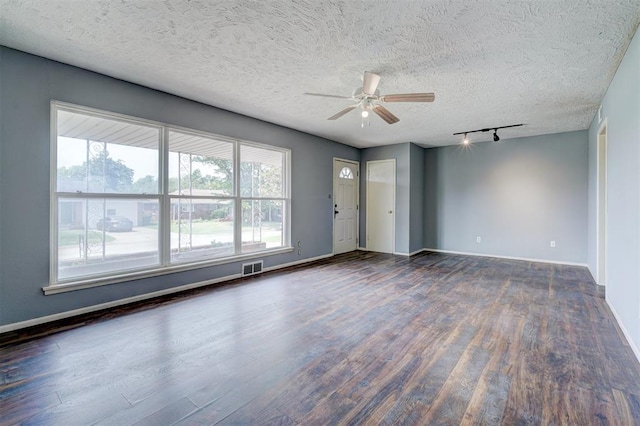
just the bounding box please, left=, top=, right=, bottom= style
left=96, top=216, right=133, bottom=232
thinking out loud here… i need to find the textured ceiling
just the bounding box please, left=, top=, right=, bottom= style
left=1, top=1, right=639, bottom=148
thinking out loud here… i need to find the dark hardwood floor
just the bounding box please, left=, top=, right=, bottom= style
left=2, top=251, right=640, bottom=425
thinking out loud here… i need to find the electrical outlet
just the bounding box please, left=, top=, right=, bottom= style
left=550, top=241, right=556, bottom=248
left=297, top=249, right=301, bottom=255
left=476, top=236, right=481, bottom=243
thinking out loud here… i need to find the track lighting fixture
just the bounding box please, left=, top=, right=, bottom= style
left=453, top=123, right=524, bottom=144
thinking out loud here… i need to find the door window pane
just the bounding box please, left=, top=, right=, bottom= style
left=57, top=197, right=160, bottom=281
left=242, top=200, right=284, bottom=253
left=240, top=145, right=284, bottom=198
left=339, top=166, right=354, bottom=179
left=170, top=199, right=235, bottom=263
left=56, top=110, right=159, bottom=194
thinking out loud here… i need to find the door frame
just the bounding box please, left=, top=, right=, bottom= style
left=333, top=158, right=360, bottom=254
left=596, top=118, right=608, bottom=286
left=366, top=159, right=395, bottom=254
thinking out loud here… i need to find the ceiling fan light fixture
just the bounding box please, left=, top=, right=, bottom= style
left=361, top=110, right=369, bottom=118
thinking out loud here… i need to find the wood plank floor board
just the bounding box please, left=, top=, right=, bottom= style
left=460, top=364, right=511, bottom=425
left=130, top=396, right=199, bottom=426
left=16, top=392, right=131, bottom=425
left=0, top=390, right=62, bottom=425
left=2, top=251, right=640, bottom=425
left=418, top=344, right=493, bottom=424
left=612, top=388, right=640, bottom=424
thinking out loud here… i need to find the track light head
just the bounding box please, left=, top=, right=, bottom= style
left=462, top=133, right=469, bottom=145
left=493, top=130, right=500, bottom=142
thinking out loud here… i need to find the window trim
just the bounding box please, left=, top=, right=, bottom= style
left=49, top=101, right=292, bottom=293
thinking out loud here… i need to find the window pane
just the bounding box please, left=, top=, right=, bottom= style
left=240, top=145, right=284, bottom=198
left=57, top=110, right=160, bottom=194
left=169, top=131, right=234, bottom=196
left=57, top=197, right=160, bottom=281
left=339, top=166, right=354, bottom=179
left=170, top=198, right=234, bottom=263
left=242, top=200, right=284, bottom=253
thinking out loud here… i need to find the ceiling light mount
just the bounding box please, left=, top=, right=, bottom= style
left=453, top=123, right=524, bottom=144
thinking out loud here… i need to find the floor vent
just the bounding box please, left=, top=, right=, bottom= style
left=242, top=260, right=263, bottom=277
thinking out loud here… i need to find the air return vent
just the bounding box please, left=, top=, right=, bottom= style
left=242, top=260, right=263, bottom=277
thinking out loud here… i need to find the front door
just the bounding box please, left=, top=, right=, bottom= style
left=333, top=159, right=359, bottom=254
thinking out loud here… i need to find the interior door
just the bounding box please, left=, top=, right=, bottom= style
left=333, top=159, right=359, bottom=254
left=366, top=159, right=395, bottom=254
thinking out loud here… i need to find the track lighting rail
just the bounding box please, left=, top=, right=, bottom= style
left=453, top=123, right=524, bottom=144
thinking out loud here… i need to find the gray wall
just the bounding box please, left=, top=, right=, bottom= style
left=0, top=47, right=358, bottom=326
left=423, top=131, right=588, bottom=263
left=409, top=143, right=424, bottom=253
left=587, top=27, right=640, bottom=351
left=359, top=143, right=410, bottom=254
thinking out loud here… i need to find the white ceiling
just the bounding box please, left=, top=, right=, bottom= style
left=1, top=1, right=639, bottom=148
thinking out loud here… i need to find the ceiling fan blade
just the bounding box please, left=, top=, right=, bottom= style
left=373, top=105, right=400, bottom=124
left=362, top=71, right=381, bottom=96
left=304, top=92, right=352, bottom=100
left=380, top=93, right=435, bottom=102
left=328, top=106, right=357, bottom=120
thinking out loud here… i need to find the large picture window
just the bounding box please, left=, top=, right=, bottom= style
left=51, top=103, right=291, bottom=289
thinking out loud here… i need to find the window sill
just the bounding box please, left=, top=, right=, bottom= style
left=43, top=247, right=294, bottom=295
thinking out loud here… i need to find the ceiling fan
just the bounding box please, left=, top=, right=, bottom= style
left=304, top=71, right=435, bottom=124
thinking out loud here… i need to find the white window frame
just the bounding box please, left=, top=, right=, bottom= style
left=47, top=101, right=292, bottom=294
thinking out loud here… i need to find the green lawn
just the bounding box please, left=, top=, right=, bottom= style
left=59, top=230, right=115, bottom=246
left=146, top=220, right=281, bottom=236
left=172, top=220, right=233, bottom=235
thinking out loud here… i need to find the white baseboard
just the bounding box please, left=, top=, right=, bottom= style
left=606, top=296, right=640, bottom=364
left=359, top=247, right=422, bottom=256
left=394, top=248, right=427, bottom=257
left=588, top=265, right=597, bottom=282
left=263, top=253, right=333, bottom=272
left=0, top=253, right=334, bottom=334
left=587, top=265, right=606, bottom=287
left=422, top=248, right=588, bottom=267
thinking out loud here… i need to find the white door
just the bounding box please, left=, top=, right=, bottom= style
left=333, top=159, right=359, bottom=254
left=366, top=160, right=395, bottom=254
